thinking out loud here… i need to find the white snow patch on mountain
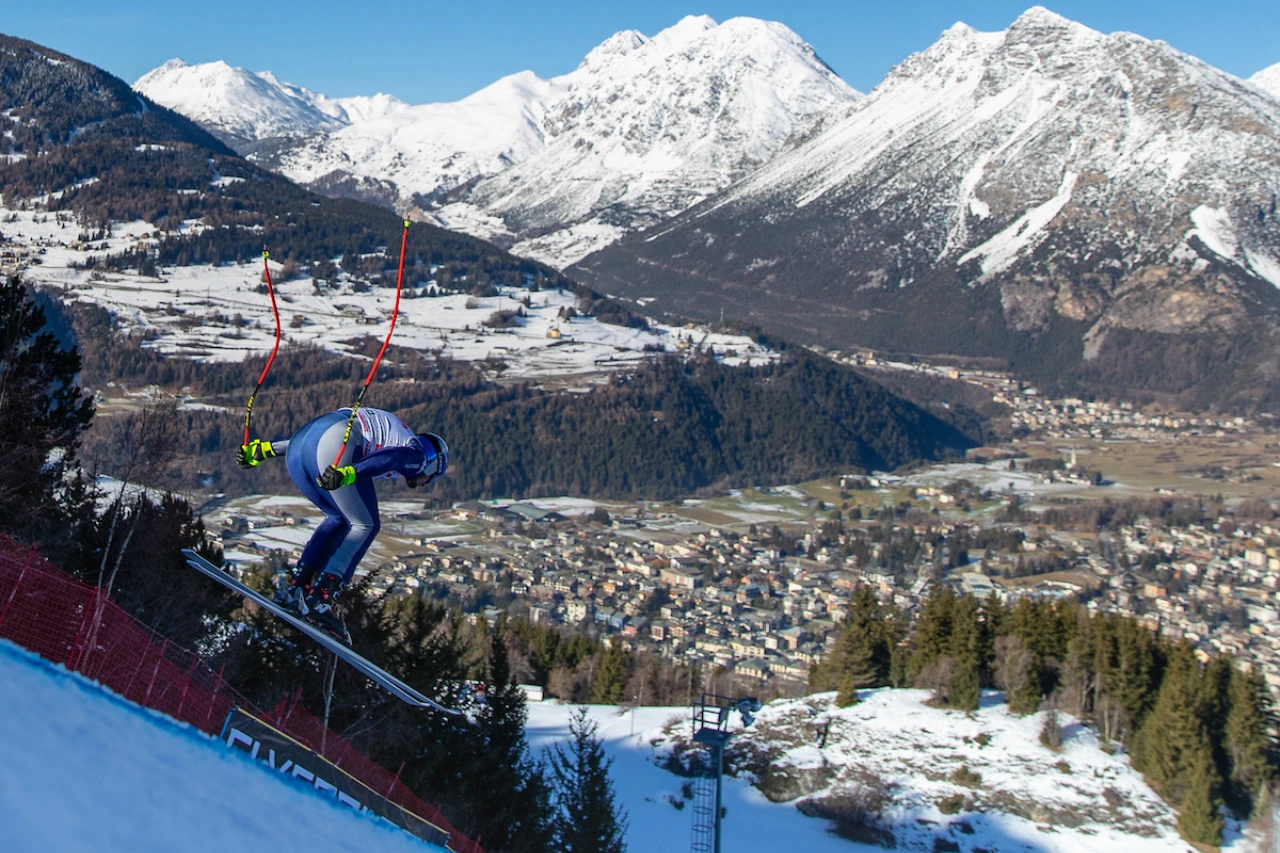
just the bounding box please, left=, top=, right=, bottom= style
left=0, top=638, right=438, bottom=853
left=1250, top=62, right=1280, bottom=99
left=134, top=59, right=406, bottom=141
left=960, top=169, right=1078, bottom=278
left=1245, top=248, right=1280, bottom=289
left=1189, top=204, right=1240, bottom=262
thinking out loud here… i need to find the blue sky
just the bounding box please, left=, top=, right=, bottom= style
left=7, top=1, right=1278, bottom=103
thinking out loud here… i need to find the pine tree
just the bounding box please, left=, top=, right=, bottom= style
left=0, top=275, right=94, bottom=555
left=944, top=594, right=983, bottom=711
left=1132, top=643, right=1214, bottom=807
left=949, top=657, right=981, bottom=711
left=835, top=671, right=859, bottom=708
left=1225, top=665, right=1275, bottom=815
left=459, top=629, right=555, bottom=852
left=549, top=707, right=628, bottom=853
left=908, top=587, right=956, bottom=679
left=811, top=586, right=902, bottom=695
left=1177, top=746, right=1225, bottom=846
left=592, top=639, right=627, bottom=705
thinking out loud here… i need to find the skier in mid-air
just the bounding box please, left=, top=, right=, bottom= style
left=237, top=407, right=448, bottom=641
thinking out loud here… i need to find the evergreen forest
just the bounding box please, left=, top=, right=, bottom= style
left=810, top=586, right=1277, bottom=846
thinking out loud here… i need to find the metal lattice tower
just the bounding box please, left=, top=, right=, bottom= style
left=689, top=693, right=759, bottom=853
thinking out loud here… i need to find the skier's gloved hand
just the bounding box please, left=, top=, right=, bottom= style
left=317, top=464, right=356, bottom=490
left=236, top=439, right=277, bottom=469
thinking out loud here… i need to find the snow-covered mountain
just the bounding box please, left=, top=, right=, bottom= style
left=573, top=7, right=1280, bottom=407
left=135, top=16, right=858, bottom=268
left=1251, top=62, right=1280, bottom=99
left=528, top=691, right=1223, bottom=852
left=434, top=15, right=859, bottom=265
left=265, top=69, right=564, bottom=217
left=134, top=59, right=406, bottom=145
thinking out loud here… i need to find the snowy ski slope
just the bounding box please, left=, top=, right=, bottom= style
left=0, top=639, right=440, bottom=853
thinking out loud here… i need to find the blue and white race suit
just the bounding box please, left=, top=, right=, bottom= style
left=271, top=408, right=443, bottom=584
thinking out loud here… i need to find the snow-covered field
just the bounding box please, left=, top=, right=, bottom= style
left=2, top=203, right=775, bottom=383
left=0, top=638, right=438, bottom=853
left=530, top=690, right=1230, bottom=853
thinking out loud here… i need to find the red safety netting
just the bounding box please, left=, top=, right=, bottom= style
left=0, top=535, right=483, bottom=853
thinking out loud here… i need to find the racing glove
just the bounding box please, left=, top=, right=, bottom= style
left=236, top=439, right=277, bottom=469
left=317, top=464, right=357, bottom=491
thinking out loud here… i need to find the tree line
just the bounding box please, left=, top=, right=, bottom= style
left=810, top=586, right=1275, bottom=846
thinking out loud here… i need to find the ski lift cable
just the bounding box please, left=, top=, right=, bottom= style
left=329, top=220, right=411, bottom=469
left=242, top=248, right=282, bottom=446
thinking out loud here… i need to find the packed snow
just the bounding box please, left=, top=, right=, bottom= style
left=0, top=638, right=439, bottom=853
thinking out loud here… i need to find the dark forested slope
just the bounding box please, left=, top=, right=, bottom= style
left=70, top=303, right=975, bottom=502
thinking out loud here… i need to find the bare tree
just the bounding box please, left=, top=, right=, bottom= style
left=915, top=657, right=958, bottom=705
left=993, top=635, right=1033, bottom=694
left=83, top=402, right=183, bottom=662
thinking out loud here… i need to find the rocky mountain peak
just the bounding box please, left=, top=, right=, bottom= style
left=135, top=16, right=857, bottom=267
left=579, top=29, right=649, bottom=69
left=570, top=9, right=1280, bottom=409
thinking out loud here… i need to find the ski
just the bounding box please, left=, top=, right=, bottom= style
left=181, top=549, right=461, bottom=715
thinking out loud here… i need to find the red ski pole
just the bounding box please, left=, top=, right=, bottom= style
left=243, top=249, right=283, bottom=446
left=329, top=221, right=411, bottom=469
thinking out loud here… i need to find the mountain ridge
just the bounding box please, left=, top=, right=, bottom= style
left=570, top=7, right=1280, bottom=409
left=134, top=15, right=860, bottom=268
left=1252, top=62, right=1280, bottom=99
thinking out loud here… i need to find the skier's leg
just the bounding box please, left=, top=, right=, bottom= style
left=285, top=413, right=352, bottom=585
left=309, top=418, right=379, bottom=585
left=325, top=474, right=380, bottom=585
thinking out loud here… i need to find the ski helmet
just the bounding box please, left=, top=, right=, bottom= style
left=416, top=433, right=449, bottom=481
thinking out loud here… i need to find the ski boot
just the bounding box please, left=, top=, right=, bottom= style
left=300, top=571, right=352, bottom=646
left=273, top=563, right=315, bottom=612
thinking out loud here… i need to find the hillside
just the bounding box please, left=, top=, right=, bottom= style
left=64, top=317, right=973, bottom=502
left=572, top=8, right=1280, bottom=410
left=0, top=638, right=438, bottom=853
left=529, top=693, right=1219, bottom=852
left=0, top=29, right=980, bottom=503
left=0, top=30, right=579, bottom=293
